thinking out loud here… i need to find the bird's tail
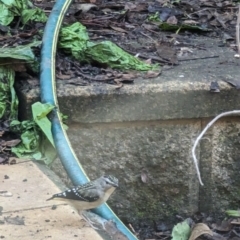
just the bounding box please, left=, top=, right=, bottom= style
left=46, top=196, right=54, bottom=201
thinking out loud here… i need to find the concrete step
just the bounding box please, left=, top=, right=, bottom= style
left=0, top=161, right=103, bottom=240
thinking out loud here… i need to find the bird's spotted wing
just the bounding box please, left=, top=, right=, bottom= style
left=49, top=181, right=100, bottom=202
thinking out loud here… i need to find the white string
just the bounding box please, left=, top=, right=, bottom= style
left=192, top=110, right=240, bottom=186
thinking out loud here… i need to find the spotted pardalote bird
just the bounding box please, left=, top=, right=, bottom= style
left=46, top=175, right=119, bottom=212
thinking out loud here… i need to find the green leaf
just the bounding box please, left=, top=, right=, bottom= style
left=22, top=8, right=47, bottom=24
left=0, top=3, right=14, bottom=25
left=226, top=210, right=240, bottom=217
left=0, top=0, right=46, bottom=26
left=171, top=221, right=191, bottom=240
left=40, top=138, right=57, bottom=165
left=159, top=22, right=210, bottom=32
left=0, top=41, right=40, bottom=60
left=148, top=12, right=160, bottom=22
left=85, top=41, right=157, bottom=70
left=10, top=119, right=57, bottom=165
left=0, top=41, right=41, bottom=72
left=59, top=22, right=89, bottom=61
left=11, top=124, right=40, bottom=157
left=31, top=102, right=55, bottom=147
left=0, top=66, right=18, bottom=119
left=59, top=22, right=159, bottom=71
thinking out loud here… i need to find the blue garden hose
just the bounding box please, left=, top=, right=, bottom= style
left=39, top=0, right=138, bottom=239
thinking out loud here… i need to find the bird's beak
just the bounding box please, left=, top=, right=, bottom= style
left=112, top=183, right=118, bottom=188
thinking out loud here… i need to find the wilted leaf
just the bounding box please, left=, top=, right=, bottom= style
left=0, top=0, right=46, bottom=26
left=59, top=22, right=90, bottom=61
left=86, top=41, right=157, bottom=71
left=189, top=223, right=213, bottom=240
left=10, top=115, right=57, bottom=165
left=59, top=22, right=158, bottom=71
left=0, top=41, right=41, bottom=73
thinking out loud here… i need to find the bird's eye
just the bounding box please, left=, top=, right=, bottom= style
left=105, top=181, right=109, bottom=185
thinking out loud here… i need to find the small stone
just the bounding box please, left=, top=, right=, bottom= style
left=51, top=205, right=57, bottom=210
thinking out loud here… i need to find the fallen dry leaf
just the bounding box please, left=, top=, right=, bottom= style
left=75, top=3, right=97, bottom=13
left=212, top=220, right=232, bottom=232
left=8, top=157, right=32, bottom=165
left=56, top=73, right=72, bottom=80
left=110, top=25, right=128, bottom=34
left=146, top=70, right=161, bottom=78
left=144, top=58, right=152, bottom=65
left=167, top=16, right=178, bottom=25
left=1, top=139, right=21, bottom=147
left=124, top=2, right=137, bottom=11
left=141, top=169, right=148, bottom=183
left=0, top=156, right=6, bottom=163
left=189, top=223, right=213, bottom=240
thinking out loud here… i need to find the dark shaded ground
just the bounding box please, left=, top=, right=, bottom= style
left=1, top=0, right=240, bottom=239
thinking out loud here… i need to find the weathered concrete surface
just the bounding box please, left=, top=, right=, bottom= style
left=199, top=118, right=240, bottom=213
left=0, top=161, right=103, bottom=240
left=52, top=120, right=200, bottom=221
left=17, top=80, right=238, bottom=123
left=16, top=36, right=240, bottom=222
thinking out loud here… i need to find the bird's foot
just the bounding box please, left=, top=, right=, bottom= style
left=80, top=211, right=100, bottom=230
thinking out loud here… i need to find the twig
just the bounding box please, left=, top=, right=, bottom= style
left=115, top=43, right=171, bottom=64
left=178, top=55, right=219, bottom=61
left=192, top=110, right=240, bottom=186
left=128, top=223, right=136, bottom=233
left=236, top=4, right=240, bottom=55
left=70, top=60, right=115, bottom=82
left=139, top=31, right=156, bottom=43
